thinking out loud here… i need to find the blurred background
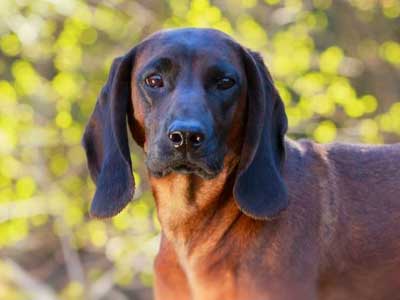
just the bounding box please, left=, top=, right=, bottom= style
left=0, top=0, right=399, bottom=299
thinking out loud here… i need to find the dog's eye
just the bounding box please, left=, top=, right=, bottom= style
left=145, top=74, right=164, bottom=88
left=216, top=77, right=235, bottom=90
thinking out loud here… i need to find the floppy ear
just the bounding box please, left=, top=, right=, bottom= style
left=233, top=48, right=288, bottom=219
left=82, top=48, right=136, bottom=218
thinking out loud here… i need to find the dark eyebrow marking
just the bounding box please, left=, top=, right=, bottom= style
left=142, top=57, right=173, bottom=74
left=137, top=57, right=178, bottom=84
left=206, top=62, right=240, bottom=81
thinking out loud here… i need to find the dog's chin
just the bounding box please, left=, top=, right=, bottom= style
left=172, top=163, right=220, bottom=179
left=147, top=160, right=222, bottom=180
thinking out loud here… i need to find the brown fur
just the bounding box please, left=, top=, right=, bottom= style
left=152, top=140, right=400, bottom=300
left=83, top=28, right=400, bottom=300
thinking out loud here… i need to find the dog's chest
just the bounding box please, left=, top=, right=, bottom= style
left=174, top=242, right=286, bottom=300
left=182, top=263, right=295, bottom=300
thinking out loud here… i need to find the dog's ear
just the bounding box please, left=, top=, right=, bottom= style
left=82, top=48, right=136, bottom=218
left=233, top=48, right=288, bottom=219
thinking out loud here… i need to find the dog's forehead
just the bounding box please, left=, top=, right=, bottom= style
left=135, top=28, right=240, bottom=68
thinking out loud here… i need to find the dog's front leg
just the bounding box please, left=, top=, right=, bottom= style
left=154, top=234, right=191, bottom=300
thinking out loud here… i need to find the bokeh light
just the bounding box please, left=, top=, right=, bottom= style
left=0, top=0, right=399, bottom=299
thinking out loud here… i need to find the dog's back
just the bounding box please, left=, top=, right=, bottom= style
left=287, top=141, right=400, bottom=299
left=83, top=27, right=400, bottom=300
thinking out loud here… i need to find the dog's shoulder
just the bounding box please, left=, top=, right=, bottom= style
left=325, top=141, right=400, bottom=157
left=323, top=142, right=400, bottom=177
left=286, top=138, right=400, bottom=170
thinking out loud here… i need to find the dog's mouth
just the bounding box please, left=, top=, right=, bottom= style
left=147, top=157, right=222, bottom=180
left=173, top=162, right=198, bottom=174
left=170, top=160, right=221, bottom=179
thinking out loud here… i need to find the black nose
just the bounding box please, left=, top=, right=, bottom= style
left=168, top=121, right=206, bottom=151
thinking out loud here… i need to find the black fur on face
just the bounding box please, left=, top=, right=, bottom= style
left=133, top=29, right=245, bottom=179
left=83, top=28, right=288, bottom=219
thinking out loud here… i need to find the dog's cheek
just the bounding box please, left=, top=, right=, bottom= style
left=142, top=113, right=157, bottom=154
left=204, top=142, right=225, bottom=172
left=148, top=133, right=174, bottom=164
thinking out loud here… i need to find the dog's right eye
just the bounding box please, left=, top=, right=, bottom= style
left=216, top=77, right=235, bottom=90
left=145, top=74, right=164, bottom=88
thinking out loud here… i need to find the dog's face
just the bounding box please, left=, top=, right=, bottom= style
left=131, top=29, right=246, bottom=179
left=83, top=28, right=288, bottom=220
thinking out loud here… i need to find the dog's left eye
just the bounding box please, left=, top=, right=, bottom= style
left=145, top=74, right=164, bottom=88
left=216, top=77, right=235, bottom=90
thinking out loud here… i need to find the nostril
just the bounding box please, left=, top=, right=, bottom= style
left=189, top=132, right=205, bottom=147
left=168, top=131, right=184, bottom=148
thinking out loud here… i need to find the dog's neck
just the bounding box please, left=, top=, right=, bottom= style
left=149, top=155, right=261, bottom=267
left=150, top=162, right=237, bottom=240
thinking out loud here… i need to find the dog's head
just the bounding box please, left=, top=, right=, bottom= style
left=83, top=28, right=288, bottom=220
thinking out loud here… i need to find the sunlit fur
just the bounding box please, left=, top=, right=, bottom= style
left=84, top=28, right=400, bottom=300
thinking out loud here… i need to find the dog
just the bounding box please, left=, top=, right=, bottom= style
left=83, top=28, right=400, bottom=300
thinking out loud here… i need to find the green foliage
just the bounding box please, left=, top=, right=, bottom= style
left=0, top=0, right=399, bottom=298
